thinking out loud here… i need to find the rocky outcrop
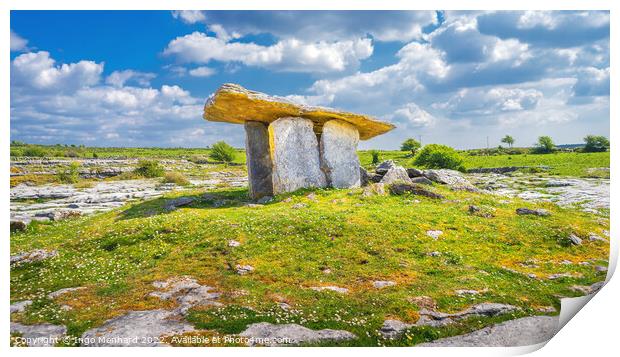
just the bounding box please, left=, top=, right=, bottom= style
left=11, top=322, right=67, bottom=347
left=516, top=208, right=551, bottom=216
left=11, top=249, right=58, bottom=267
left=239, top=322, right=356, bottom=346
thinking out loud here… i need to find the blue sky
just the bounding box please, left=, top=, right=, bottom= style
left=10, top=10, right=610, bottom=149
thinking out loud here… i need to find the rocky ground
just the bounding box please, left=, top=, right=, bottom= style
left=9, top=159, right=610, bottom=347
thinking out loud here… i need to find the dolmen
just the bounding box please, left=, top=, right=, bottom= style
left=203, top=83, right=395, bottom=199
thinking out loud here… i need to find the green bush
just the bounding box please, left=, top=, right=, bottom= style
left=57, top=162, right=81, bottom=184
left=583, top=135, right=609, bottom=152
left=413, top=144, right=465, bottom=171
left=370, top=150, right=380, bottom=165
left=209, top=141, right=236, bottom=163
left=163, top=172, right=190, bottom=186
left=134, top=160, right=165, bottom=178
left=22, top=146, right=49, bottom=157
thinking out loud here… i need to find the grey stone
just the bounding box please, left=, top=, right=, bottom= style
left=361, top=183, right=386, bottom=197
left=567, top=234, right=582, bottom=245
left=270, top=117, right=327, bottom=194
left=81, top=310, right=194, bottom=346
left=239, top=322, right=356, bottom=346
left=11, top=322, right=67, bottom=347
left=236, top=265, right=254, bottom=275
left=149, top=277, right=221, bottom=315
left=360, top=167, right=370, bottom=186
left=595, top=265, right=608, bottom=272
left=375, top=160, right=396, bottom=175
left=516, top=208, right=551, bottom=216
left=10, top=300, right=33, bottom=313
left=380, top=166, right=412, bottom=185
left=164, top=197, right=195, bottom=211
left=228, top=240, right=241, bottom=247
left=379, top=319, right=413, bottom=339
left=388, top=182, right=444, bottom=199
left=455, top=289, right=480, bottom=296
left=292, top=203, right=308, bottom=209
left=11, top=249, right=58, bottom=266
left=256, top=195, right=273, bottom=204
left=47, top=287, right=85, bottom=299
left=417, top=316, right=558, bottom=347
left=415, top=303, right=518, bottom=328
left=426, top=230, right=443, bottom=240
left=588, top=233, right=608, bottom=242
left=410, top=176, right=433, bottom=185
left=423, top=169, right=470, bottom=186
left=373, top=281, right=396, bottom=289
left=319, top=120, right=361, bottom=188
left=245, top=121, right=274, bottom=199
left=407, top=167, right=424, bottom=178
left=310, top=286, right=348, bottom=294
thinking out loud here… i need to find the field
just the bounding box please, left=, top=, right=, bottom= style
left=10, top=144, right=610, bottom=346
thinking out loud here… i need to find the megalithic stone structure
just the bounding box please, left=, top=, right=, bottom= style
left=203, top=83, right=395, bottom=199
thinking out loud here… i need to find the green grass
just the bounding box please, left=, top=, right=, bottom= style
left=10, top=184, right=609, bottom=346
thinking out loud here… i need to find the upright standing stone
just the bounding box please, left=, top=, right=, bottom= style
left=320, top=120, right=361, bottom=188
left=269, top=117, right=327, bottom=194
left=244, top=121, right=274, bottom=199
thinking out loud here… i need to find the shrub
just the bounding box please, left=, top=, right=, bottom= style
left=134, top=160, right=165, bottom=178
left=413, top=144, right=465, bottom=171
left=400, top=138, right=421, bottom=155
left=163, top=172, right=190, bottom=186
left=583, top=135, right=609, bottom=152
left=532, top=136, right=555, bottom=154
left=370, top=150, right=380, bottom=165
left=209, top=141, right=236, bottom=163
left=57, top=162, right=81, bottom=184
left=22, top=146, right=49, bottom=157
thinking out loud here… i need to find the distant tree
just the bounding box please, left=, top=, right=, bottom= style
left=501, top=135, right=515, bottom=148
left=400, top=138, right=422, bottom=156
left=134, top=160, right=165, bottom=178
left=370, top=150, right=380, bottom=165
left=209, top=141, right=236, bottom=164
left=533, top=136, right=555, bottom=154
left=583, top=135, right=609, bottom=152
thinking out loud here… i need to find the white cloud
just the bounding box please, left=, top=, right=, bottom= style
left=188, top=66, right=216, bottom=77
left=105, top=70, right=156, bottom=87
left=11, top=51, right=103, bottom=93
left=389, top=103, right=437, bottom=128
left=10, top=30, right=28, bottom=51
left=435, top=87, right=543, bottom=116
left=171, top=10, right=206, bottom=24
left=163, top=32, right=373, bottom=73
left=572, top=67, right=609, bottom=97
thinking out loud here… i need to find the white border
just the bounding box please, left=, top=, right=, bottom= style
left=2, top=1, right=616, bottom=356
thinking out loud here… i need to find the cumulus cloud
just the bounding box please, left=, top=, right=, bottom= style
left=10, top=30, right=28, bottom=51
left=477, top=10, right=609, bottom=48
left=188, top=66, right=216, bottom=77
left=572, top=67, right=609, bottom=97
left=10, top=51, right=216, bottom=147
left=11, top=51, right=103, bottom=93
left=163, top=32, right=373, bottom=73
left=173, top=10, right=438, bottom=42
left=105, top=70, right=156, bottom=87
left=433, top=87, right=543, bottom=116
left=389, top=103, right=437, bottom=128
left=171, top=10, right=206, bottom=24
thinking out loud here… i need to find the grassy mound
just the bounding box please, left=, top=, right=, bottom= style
left=10, top=185, right=609, bottom=346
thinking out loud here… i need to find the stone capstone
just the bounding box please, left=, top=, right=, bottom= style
left=244, top=121, right=274, bottom=199
left=319, top=120, right=361, bottom=188
left=203, top=83, right=394, bottom=140
left=269, top=117, right=327, bottom=194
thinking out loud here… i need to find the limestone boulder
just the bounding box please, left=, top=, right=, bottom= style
left=319, top=120, right=361, bottom=188
left=269, top=117, right=327, bottom=194
left=380, top=166, right=412, bottom=185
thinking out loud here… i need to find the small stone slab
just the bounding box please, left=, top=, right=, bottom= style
left=270, top=117, right=327, bottom=194
left=239, top=322, right=356, bottom=346
left=11, top=249, right=58, bottom=267
left=81, top=309, right=194, bottom=346
left=516, top=208, right=551, bottom=216
left=11, top=322, right=67, bottom=347
left=319, top=120, right=361, bottom=188
left=203, top=83, right=394, bottom=140
left=10, top=300, right=33, bottom=313
left=310, top=286, right=349, bottom=294
left=373, top=281, right=396, bottom=289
